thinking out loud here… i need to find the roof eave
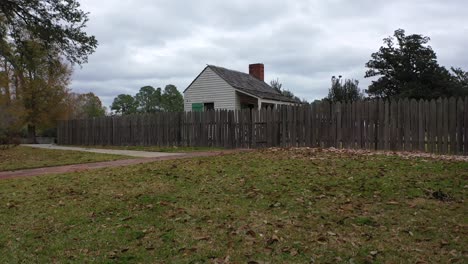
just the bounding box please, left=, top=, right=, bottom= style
left=183, top=65, right=210, bottom=94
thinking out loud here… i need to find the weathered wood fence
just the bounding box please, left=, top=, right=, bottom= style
left=57, top=97, right=468, bottom=155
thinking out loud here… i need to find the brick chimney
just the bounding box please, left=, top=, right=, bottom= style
left=249, top=63, right=264, bottom=81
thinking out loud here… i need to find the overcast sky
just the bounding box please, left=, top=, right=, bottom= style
left=71, top=0, right=468, bottom=107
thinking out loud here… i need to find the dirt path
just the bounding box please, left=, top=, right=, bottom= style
left=0, top=149, right=250, bottom=180
left=21, top=144, right=183, bottom=158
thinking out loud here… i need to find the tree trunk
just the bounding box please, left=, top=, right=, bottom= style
left=27, top=124, right=37, bottom=144
left=2, top=60, right=11, bottom=104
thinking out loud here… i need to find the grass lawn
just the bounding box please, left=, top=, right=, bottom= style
left=0, top=148, right=466, bottom=263
left=65, top=145, right=225, bottom=153
left=0, top=146, right=129, bottom=171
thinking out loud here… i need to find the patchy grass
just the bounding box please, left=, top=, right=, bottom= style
left=0, top=146, right=128, bottom=171
left=0, top=148, right=466, bottom=263
left=64, top=145, right=225, bottom=153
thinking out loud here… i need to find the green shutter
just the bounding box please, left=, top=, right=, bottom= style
left=192, top=103, right=203, bottom=112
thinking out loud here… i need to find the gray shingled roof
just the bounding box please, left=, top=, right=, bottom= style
left=207, top=65, right=299, bottom=103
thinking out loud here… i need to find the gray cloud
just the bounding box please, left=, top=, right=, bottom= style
left=72, top=0, right=468, bottom=107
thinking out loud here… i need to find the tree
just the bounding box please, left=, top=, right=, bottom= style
left=270, top=78, right=282, bottom=93
left=80, top=93, right=106, bottom=118
left=269, top=78, right=302, bottom=103
left=0, top=39, right=72, bottom=142
left=450, top=67, right=468, bottom=96
left=135, top=86, right=162, bottom=113
left=0, top=96, right=23, bottom=145
left=0, top=0, right=97, bottom=67
left=111, top=94, right=138, bottom=115
left=0, top=1, right=97, bottom=142
left=327, top=76, right=364, bottom=102
left=66, top=92, right=106, bottom=119
left=161, top=84, right=183, bottom=112
left=11, top=40, right=72, bottom=142
left=365, top=29, right=467, bottom=99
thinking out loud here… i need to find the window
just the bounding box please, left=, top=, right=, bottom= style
left=204, top=102, right=214, bottom=111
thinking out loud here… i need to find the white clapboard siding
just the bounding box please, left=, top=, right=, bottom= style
left=184, top=67, right=237, bottom=111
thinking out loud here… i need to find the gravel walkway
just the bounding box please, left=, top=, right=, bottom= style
left=21, top=144, right=183, bottom=158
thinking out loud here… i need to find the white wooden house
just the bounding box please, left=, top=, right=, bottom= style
left=183, top=63, right=298, bottom=111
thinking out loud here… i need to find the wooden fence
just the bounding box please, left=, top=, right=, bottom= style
left=57, top=97, right=468, bottom=155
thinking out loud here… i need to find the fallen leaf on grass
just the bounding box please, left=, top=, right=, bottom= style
left=267, top=234, right=279, bottom=245
left=107, top=251, right=117, bottom=259
left=194, top=236, right=210, bottom=241
left=212, top=255, right=230, bottom=264
left=431, top=190, right=452, bottom=201
left=282, top=247, right=299, bottom=256
left=316, top=236, right=327, bottom=244
left=158, top=201, right=172, bottom=206
left=246, top=230, right=256, bottom=237
left=120, top=216, right=132, bottom=221
left=269, top=202, right=282, bottom=208
left=264, top=247, right=274, bottom=255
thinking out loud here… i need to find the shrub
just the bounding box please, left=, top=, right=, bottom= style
left=0, top=104, right=22, bottom=149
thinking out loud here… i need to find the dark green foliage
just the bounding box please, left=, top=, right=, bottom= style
left=135, top=86, right=162, bottom=113
left=110, top=85, right=184, bottom=115
left=450, top=67, right=468, bottom=95
left=0, top=104, right=20, bottom=146
left=0, top=114, right=20, bottom=146
left=327, top=76, right=364, bottom=102
left=110, top=94, right=138, bottom=115
left=365, top=29, right=468, bottom=99
left=80, top=93, right=106, bottom=118
left=161, top=84, right=184, bottom=112
left=0, top=0, right=97, bottom=66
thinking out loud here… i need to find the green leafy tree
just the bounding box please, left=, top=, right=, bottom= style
left=327, top=76, right=364, bottom=102
left=0, top=0, right=97, bottom=67
left=451, top=67, right=468, bottom=94
left=81, top=93, right=106, bottom=118
left=67, top=92, right=106, bottom=119
left=135, top=86, right=162, bottom=113
left=111, top=94, right=138, bottom=115
left=365, top=29, right=467, bottom=99
left=161, top=84, right=183, bottom=112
